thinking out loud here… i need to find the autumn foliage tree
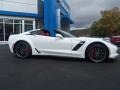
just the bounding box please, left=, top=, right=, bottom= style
left=91, top=7, right=120, bottom=37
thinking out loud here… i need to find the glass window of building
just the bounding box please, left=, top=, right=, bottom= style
left=5, top=23, right=13, bottom=41
left=14, top=20, right=22, bottom=24
left=0, top=23, right=4, bottom=41
left=36, top=21, right=43, bottom=29
left=4, top=19, right=14, bottom=41
left=14, top=20, right=22, bottom=34
left=4, top=19, right=13, bottom=24
left=14, top=24, right=22, bottom=34
left=0, top=19, right=3, bottom=23
left=25, top=20, right=33, bottom=32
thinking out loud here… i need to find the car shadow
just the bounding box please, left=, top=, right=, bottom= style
left=14, top=55, right=118, bottom=64
left=31, top=55, right=85, bottom=62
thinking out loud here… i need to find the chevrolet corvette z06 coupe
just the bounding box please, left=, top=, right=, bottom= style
left=8, top=29, right=119, bottom=63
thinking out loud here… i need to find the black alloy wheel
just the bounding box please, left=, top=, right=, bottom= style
left=86, top=43, right=109, bottom=63
left=14, top=41, right=32, bottom=59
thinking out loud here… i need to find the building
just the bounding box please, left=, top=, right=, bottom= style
left=71, top=27, right=90, bottom=37
left=0, top=0, right=73, bottom=42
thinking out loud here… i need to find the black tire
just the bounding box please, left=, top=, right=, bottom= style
left=86, top=43, right=109, bottom=63
left=14, top=41, right=32, bottom=59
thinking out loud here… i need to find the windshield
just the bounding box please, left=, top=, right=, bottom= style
left=57, top=30, right=76, bottom=38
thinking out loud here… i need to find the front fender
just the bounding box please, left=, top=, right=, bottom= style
left=76, top=39, right=109, bottom=58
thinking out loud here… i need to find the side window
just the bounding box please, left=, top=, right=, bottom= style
left=30, top=30, right=50, bottom=36
left=30, top=30, right=42, bottom=35
left=41, top=30, right=50, bottom=36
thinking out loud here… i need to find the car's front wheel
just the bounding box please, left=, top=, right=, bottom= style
left=14, top=41, right=32, bottom=59
left=86, top=43, right=109, bottom=63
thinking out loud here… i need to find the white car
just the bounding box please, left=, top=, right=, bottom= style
left=8, top=29, right=119, bottom=63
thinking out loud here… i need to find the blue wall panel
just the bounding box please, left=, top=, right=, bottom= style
left=44, top=0, right=57, bottom=37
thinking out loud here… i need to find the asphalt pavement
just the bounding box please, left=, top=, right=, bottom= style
left=0, top=45, right=120, bottom=90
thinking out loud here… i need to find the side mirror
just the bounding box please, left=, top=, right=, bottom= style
left=56, top=34, right=64, bottom=39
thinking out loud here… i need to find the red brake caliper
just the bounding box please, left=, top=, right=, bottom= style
left=92, top=45, right=99, bottom=59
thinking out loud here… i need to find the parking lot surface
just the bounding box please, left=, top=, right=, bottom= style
left=0, top=45, right=120, bottom=90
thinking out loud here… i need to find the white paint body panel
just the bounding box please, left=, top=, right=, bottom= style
left=8, top=30, right=119, bottom=59
left=0, top=0, right=38, bottom=14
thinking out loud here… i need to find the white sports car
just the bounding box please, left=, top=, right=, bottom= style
left=8, top=29, right=119, bottom=63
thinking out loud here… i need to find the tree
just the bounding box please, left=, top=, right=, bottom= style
left=91, top=7, right=120, bottom=37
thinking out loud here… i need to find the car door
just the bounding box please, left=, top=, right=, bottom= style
left=51, top=36, right=72, bottom=56
left=31, top=30, right=72, bottom=56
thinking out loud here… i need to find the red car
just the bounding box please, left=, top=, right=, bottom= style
left=111, top=36, right=120, bottom=47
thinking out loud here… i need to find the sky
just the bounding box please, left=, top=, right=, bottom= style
left=67, top=0, right=120, bottom=28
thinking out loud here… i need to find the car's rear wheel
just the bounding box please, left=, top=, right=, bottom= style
left=86, top=43, right=109, bottom=63
left=14, top=41, right=32, bottom=59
